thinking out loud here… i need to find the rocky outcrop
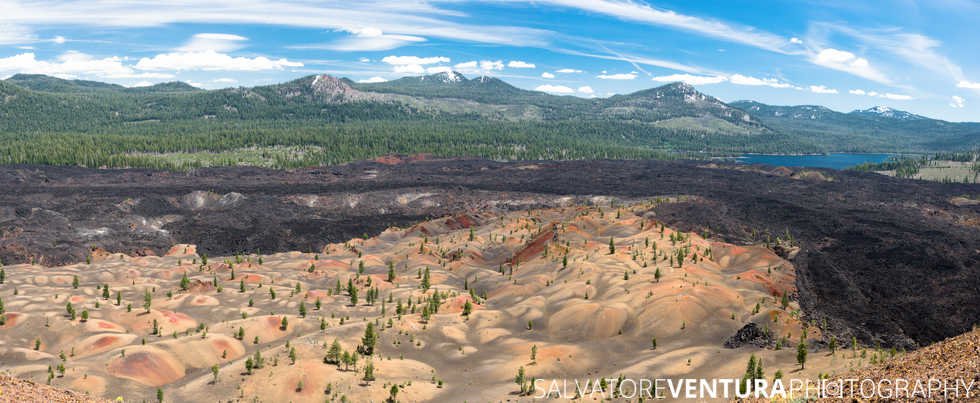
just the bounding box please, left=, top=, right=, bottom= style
left=0, top=373, right=104, bottom=402
left=724, top=323, right=774, bottom=348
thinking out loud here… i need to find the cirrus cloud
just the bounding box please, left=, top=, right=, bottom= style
left=728, top=74, right=795, bottom=89
left=597, top=71, right=637, bottom=80
left=179, top=33, right=248, bottom=52
left=532, top=0, right=792, bottom=53
left=321, top=28, right=426, bottom=51
left=382, top=55, right=450, bottom=66
left=651, top=73, right=726, bottom=85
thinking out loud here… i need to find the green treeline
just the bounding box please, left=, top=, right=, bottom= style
left=0, top=119, right=819, bottom=170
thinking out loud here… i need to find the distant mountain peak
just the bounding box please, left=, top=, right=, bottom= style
left=662, top=81, right=696, bottom=92
left=418, top=71, right=465, bottom=84
left=136, top=81, right=200, bottom=92
left=310, top=74, right=355, bottom=98
left=603, top=82, right=761, bottom=126
left=644, top=82, right=722, bottom=106
left=442, top=71, right=465, bottom=83
left=852, top=106, right=925, bottom=120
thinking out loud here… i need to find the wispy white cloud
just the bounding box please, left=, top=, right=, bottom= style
left=382, top=55, right=451, bottom=75
left=556, top=48, right=708, bottom=75
left=382, top=55, right=450, bottom=66
left=949, top=95, right=965, bottom=108
left=0, top=24, right=35, bottom=44
left=555, top=68, right=582, bottom=73
left=135, top=50, right=302, bottom=71
left=391, top=64, right=422, bottom=74
left=318, top=28, right=426, bottom=51
left=453, top=60, right=504, bottom=74
left=651, top=73, right=726, bottom=85
left=808, top=85, right=838, bottom=94
left=849, top=88, right=913, bottom=100
left=810, top=48, right=889, bottom=84
left=533, top=0, right=792, bottom=53
left=2, top=0, right=550, bottom=48
left=425, top=65, right=453, bottom=74
left=358, top=76, right=388, bottom=83
left=958, top=80, right=980, bottom=90
left=179, top=33, right=247, bottom=52
left=0, top=51, right=172, bottom=79
left=577, top=85, right=594, bottom=94
left=535, top=84, right=575, bottom=94
left=507, top=60, right=535, bottom=68
left=880, top=93, right=912, bottom=100
left=811, top=23, right=964, bottom=86
left=540, top=72, right=555, bottom=79
left=729, top=74, right=796, bottom=89
left=480, top=60, right=504, bottom=70
left=597, top=71, right=637, bottom=80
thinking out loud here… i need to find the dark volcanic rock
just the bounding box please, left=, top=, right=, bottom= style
left=0, top=160, right=977, bottom=350
left=724, top=323, right=773, bottom=348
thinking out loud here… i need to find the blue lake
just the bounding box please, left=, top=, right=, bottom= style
left=736, top=153, right=893, bottom=170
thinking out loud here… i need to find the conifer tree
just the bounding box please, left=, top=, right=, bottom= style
left=797, top=341, right=808, bottom=369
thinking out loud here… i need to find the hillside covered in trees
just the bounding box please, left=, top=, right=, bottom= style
left=0, top=72, right=977, bottom=170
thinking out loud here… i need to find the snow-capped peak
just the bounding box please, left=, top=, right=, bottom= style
left=440, top=71, right=463, bottom=83
left=419, top=71, right=464, bottom=84
left=855, top=106, right=924, bottom=120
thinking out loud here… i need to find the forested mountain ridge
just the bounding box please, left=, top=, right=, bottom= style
left=6, top=73, right=201, bottom=93
left=731, top=100, right=980, bottom=151
left=1, top=72, right=767, bottom=131
left=0, top=72, right=976, bottom=170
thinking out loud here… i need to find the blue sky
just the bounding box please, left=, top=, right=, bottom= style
left=1, top=0, right=979, bottom=121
